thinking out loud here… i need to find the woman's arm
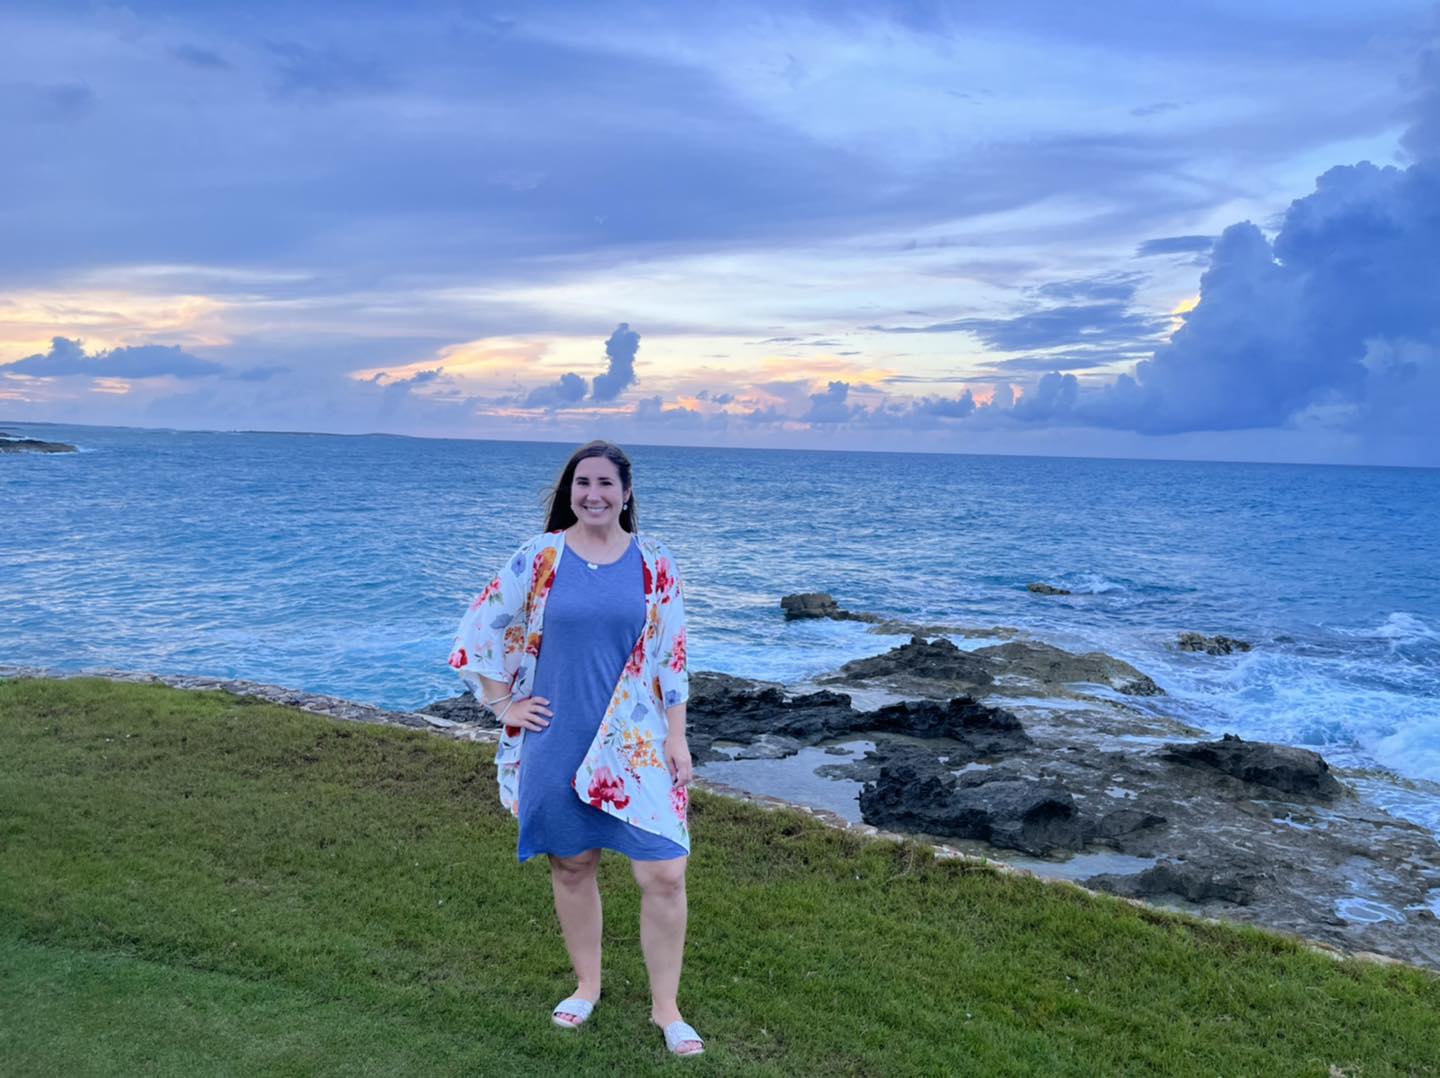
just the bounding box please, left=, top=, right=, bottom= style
left=654, top=544, right=692, bottom=785
left=474, top=673, right=552, bottom=733
left=450, top=540, right=551, bottom=732
left=664, top=702, right=692, bottom=785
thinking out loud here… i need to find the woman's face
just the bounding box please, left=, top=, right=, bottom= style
left=570, top=455, right=628, bottom=530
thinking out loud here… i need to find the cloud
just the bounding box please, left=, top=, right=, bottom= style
left=1032, top=273, right=1142, bottom=304
left=634, top=394, right=703, bottom=425
left=264, top=41, right=393, bottom=99
left=228, top=364, right=289, bottom=382
left=909, top=390, right=977, bottom=420
left=3, top=337, right=225, bottom=379
left=1401, top=47, right=1440, bottom=162
left=1012, top=372, right=1081, bottom=422
left=172, top=44, right=229, bottom=69
left=591, top=322, right=640, bottom=401
left=20, top=81, right=96, bottom=121
left=1136, top=234, right=1214, bottom=257
left=872, top=302, right=1167, bottom=353
left=801, top=380, right=860, bottom=423
left=1079, top=154, right=1440, bottom=444
left=525, top=370, right=588, bottom=408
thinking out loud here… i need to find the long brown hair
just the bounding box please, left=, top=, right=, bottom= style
left=543, top=440, right=639, bottom=533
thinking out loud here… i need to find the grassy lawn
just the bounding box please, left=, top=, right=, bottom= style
left=1, top=677, right=1437, bottom=1076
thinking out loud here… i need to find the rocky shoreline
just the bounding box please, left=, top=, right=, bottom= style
left=8, top=602, right=1440, bottom=972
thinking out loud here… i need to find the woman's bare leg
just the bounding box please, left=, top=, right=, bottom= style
left=631, top=855, right=699, bottom=1050
left=549, top=849, right=603, bottom=1020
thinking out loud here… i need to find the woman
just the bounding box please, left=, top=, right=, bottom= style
left=449, top=440, right=703, bottom=1058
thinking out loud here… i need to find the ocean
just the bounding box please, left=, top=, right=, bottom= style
left=4, top=421, right=1439, bottom=833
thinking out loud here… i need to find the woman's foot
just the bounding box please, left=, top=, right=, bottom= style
left=552, top=988, right=600, bottom=1028
left=652, top=1009, right=703, bottom=1056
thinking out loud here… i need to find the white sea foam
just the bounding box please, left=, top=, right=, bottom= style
left=1061, top=573, right=1127, bottom=595
left=1370, top=720, right=1440, bottom=783
left=1371, top=612, right=1438, bottom=643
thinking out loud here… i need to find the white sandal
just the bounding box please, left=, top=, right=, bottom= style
left=551, top=996, right=596, bottom=1029
left=656, top=1018, right=704, bottom=1057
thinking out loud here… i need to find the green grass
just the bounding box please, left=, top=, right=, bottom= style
left=1, top=678, right=1437, bottom=1076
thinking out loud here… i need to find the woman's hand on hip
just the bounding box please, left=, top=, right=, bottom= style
left=665, top=733, right=693, bottom=786
left=501, top=696, right=552, bottom=732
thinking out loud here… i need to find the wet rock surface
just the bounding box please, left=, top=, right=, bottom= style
left=1027, top=582, right=1072, bottom=596
left=1177, top=632, right=1252, bottom=655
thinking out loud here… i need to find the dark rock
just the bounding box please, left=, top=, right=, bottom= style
left=1086, top=857, right=1267, bottom=906
left=863, top=697, right=1030, bottom=758
left=1095, top=808, right=1168, bottom=843
left=1178, top=632, right=1253, bottom=655
left=858, top=751, right=1085, bottom=855
left=779, top=592, right=881, bottom=623
left=1161, top=734, right=1344, bottom=802
left=829, top=636, right=995, bottom=688
left=1116, top=675, right=1164, bottom=697
left=1027, top=582, right=1072, bottom=596
left=686, top=670, right=1027, bottom=764
left=781, top=592, right=841, bottom=620
left=969, top=780, right=1087, bottom=855
left=419, top=692, right=495, bottom=725
left=972, top=640, right=1164, bottom=697
left=0, top=432, right=77, bottom=453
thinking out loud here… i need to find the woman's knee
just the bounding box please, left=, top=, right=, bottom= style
left=549, top=850, right=601, bottom=887
left=633, top=857, right=687, bottom=899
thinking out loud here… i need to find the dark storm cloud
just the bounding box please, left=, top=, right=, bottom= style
left=3, top=337, right=226, bottom=379
left=591, top=323, right=640, bottom=402
left=1136, top=235, right=1214, bottom=257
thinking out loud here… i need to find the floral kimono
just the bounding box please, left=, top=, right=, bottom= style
left=449, top=530, right=691, bottom=850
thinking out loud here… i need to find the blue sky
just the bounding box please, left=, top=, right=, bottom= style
left=2, top=1, right=1438, bottom=465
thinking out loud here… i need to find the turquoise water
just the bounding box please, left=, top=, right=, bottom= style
left=4, top=421, right=1438, bottom=826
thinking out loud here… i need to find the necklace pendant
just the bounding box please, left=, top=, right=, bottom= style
left=586, top=561, right=598, bottom=570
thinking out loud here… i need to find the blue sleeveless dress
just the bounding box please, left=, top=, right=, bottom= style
left=516, top=538, right=688, bottom=862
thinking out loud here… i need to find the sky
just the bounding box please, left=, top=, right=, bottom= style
left=2, top=1, right=1439, bottom=466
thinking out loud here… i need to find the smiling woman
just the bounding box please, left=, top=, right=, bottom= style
left=448, top=439, right=704, bottom=1057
